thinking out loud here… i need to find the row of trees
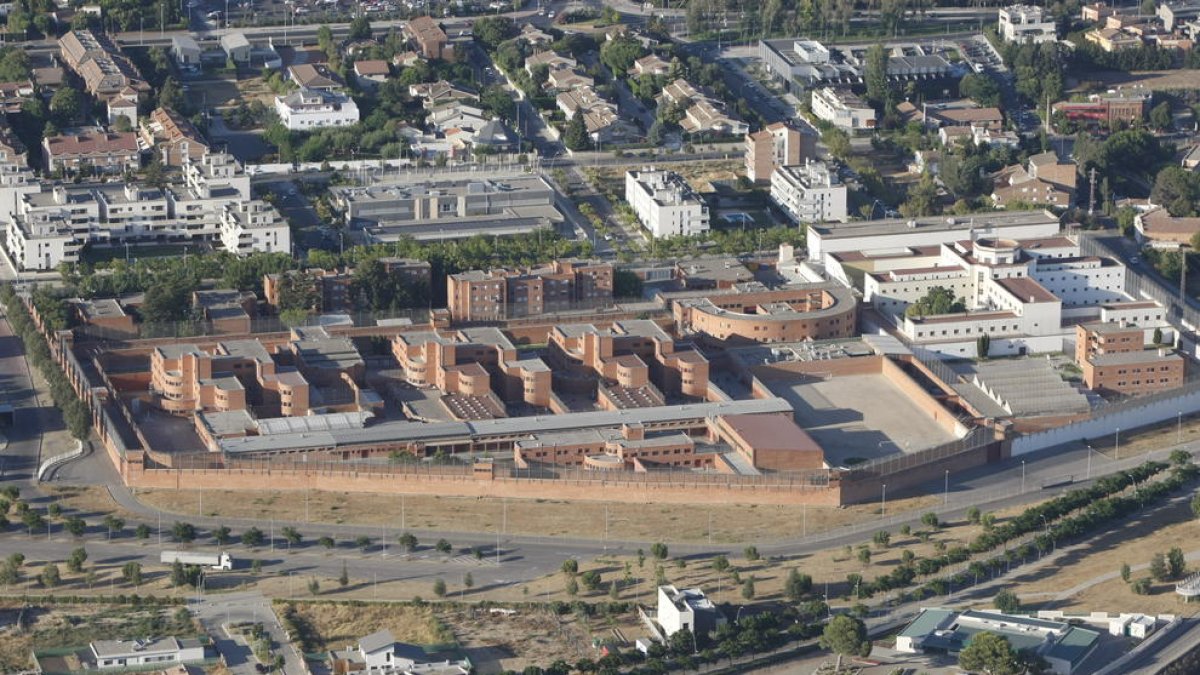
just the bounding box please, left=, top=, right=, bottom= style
left=0, top=286, right=91, bottom=440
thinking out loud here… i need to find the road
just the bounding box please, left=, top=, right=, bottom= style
left=191, top=591, right=307, bottom=675
left=1123, top=618, right=1200, bottom=674
left=0, top=308, right=46, bottom=483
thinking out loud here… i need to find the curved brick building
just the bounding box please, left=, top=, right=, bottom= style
left=669, top=282, right=857, bottom=345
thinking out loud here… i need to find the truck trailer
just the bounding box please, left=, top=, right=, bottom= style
left=159, top=550, right=234, bottom=570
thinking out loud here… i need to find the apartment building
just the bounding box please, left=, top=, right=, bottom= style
left=393, top=327, right=552, bottom=408
left=998, top=4, right=1058, bottom=43
left=770, top=160, right=848, bottom=223
left=287, top=326, right=365, bottom=386
left=446, top=259, right=614, bottom=321
left=4, top=152, right=288, bottom=270
left=625, top=169, right=710, bottom=238
left=744, top=122, right=812, bottom=183
left=1075, top=322, right=1184, bottom=395
left=275, top=88, right=360, bottom=130
left=405, top=16, right=454, bottom=61
left=810, top=87, right=876, bottom=131
left=42, top=132, right=139, bottom=176
left=140, top=107, right=211, bottom=166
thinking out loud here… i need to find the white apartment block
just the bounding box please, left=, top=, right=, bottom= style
left=625, top=169, right=710, bottom=238
left=3, top=152, right=290, bottom=270
left=808, top=209, right=1062, bottom=260
left=998, top=5, right=1058, bottom=43
left=770, top=160, right=848, bottom=223
left=810, top=87, right=876, bottom=131
left=275, top=88, right=360, bottom=130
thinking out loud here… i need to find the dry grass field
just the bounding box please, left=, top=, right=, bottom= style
left=132, top=488, right=940, bottom=544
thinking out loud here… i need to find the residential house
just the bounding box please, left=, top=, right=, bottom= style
left=329, top=631, right=470, bottom=674
left=656, top=586, right=726, bottom=638
left=524, top=50, right=576, bottom=76
left=220, top=32, right=251, bottom=63
left=353, top=60, right=391, bottom=89
left=658, top=79, right=747, bottom=136
left=1134, top=207, right=1200, bottom=245
left=628, top=53, right=672, bottom=76
left=409, top=80, right=478, bottom=109
left=275, top=88, right=360, bottom=130
left=288, top=63, right=345, bottom=91
left=140, top=107, right=210, bottom=166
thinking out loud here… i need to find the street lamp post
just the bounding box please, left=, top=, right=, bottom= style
left=943, top=470, right=949, bottom=506
left=1021, top=460, right=1026, bottom=494
left=1116, top=427, right=1121, bottom=459
left=881, top=483, right=887, bottom=518
left=1179, top=412, right=1183, bottom=445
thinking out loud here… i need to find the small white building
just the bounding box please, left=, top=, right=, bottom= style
left=89, top=637, right=206, bottom=670
left=998, top=5, right=1058, bottom=43
left=221, top=32, right=251, bottom=63
left=810, top=87, right=876, bottom=132
left=171, top=35, right=202, bottom=66
left=657, top=585, right=726, bottom=638
left=770, top=160, right=848, bottom=223
left=625, top=169, right=710, bottom=238
left=329, top=629, right=470, bottom=674
left=274, top=88, right=360, bottom=130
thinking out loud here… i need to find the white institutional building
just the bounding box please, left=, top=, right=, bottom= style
left=3, top=152, right=291, bottom=271
left=998, top=4, right=1057, bottom=43
left=770, top=160, right=848, bottom=223
left=625, top=169, right=710, bottom=238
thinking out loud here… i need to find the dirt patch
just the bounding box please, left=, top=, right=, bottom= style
left=279, top=601, right=451, bottom=650
left=132, top=489, right=940, bottom=544
left=1072, top=69, right=1200, bottom=92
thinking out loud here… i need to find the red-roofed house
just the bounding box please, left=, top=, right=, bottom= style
left=43, top=131, right=140, bottom=175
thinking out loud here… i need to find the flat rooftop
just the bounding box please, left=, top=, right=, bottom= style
left=810, top=210, right=1058, bottom=240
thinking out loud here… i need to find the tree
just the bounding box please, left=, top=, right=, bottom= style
left=565, top=576, right=579, bottom=596
left=1133, top=577, right=1153, bottom=594
left=562, top=559, right=579, bottom=577
left=1120, top=562, right=1132, bottom=582
left=784, top=569, right=812, bottom=602
left=135, top=524, right=151, bottom=540
left=170, top=560, right=188, bottom=587
left=820, top=615, right=871, bottom=672
left=398, top=532, right=418, bottom=552
left=872, top=531, right=891, bottom=549
left=743, top=545, right=760, bottom=561
left=242, top=526, right=265, bottom=547
left=958, top=632, right=1021, bottom=675
left=67, top=547, right=88, bottom=573
left=1192, top=493, right=1200, bottom=520
left=49, top=87, right=83, bottom=124
left=580, top=569, right=602, bottom=592
left=856, top=548, right=871, bottom=566
left=563, top=111, right=590, bottom=151
left=318, top=536, right=335, bottom=550
left=651, top=542, right=669, bottom=560
left=122, top=562, right=142, bottom=586
left=464, top=572, right=474, bottom=590
left=355, top=535, right=372, bottom=551
left=1153, top=327, right=1164, bottom=345
left=966, top=507, right=982, bottom=524
left=712, top=555, right=730, bottom=574
left=40, top=563, right=60, bottom=588
left=347, top=15, right=372, bottom=40
left=308, top=577, right=320, bottom=596
left=1150, top=101, right=1172, bottom=131
left=103, top=515, right=125, bottom=539
left=977, top=333, right=991, bottom=359
left=901, top=170, right=940, bottom=218
left=213, top=526, right=232, bottom=545
left=864, top=43, right=889, bottom=107
left=1167, top=547, right=1186, bottom=579
left=1150, top=552, right=1169, bottom=581
left=959, top=73, right=1002, bottom=107
left=822, top=127, right=850, bottom=159
left=473, top=16, right=516, bottom=49
left=435, top=539, right=452, bottom=554
left=339, top=561, right=349, bottom=587
left=433, top=578, right=446, bottom=597
left=741, top=577, right=756, bottom=599
left=172, top=522, right=197, bottom=543
left=281, top=526, right=302, bottom=549
left=599, top=37, right=646, bottom=75
left=64, top=515, right=86, bottom=537
left=993, top=589, right=1021, bottom=613
left=906, top=289, right=965, bottom=319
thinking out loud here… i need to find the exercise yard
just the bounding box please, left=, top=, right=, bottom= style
left=769, top=373, right=958, bottom=466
